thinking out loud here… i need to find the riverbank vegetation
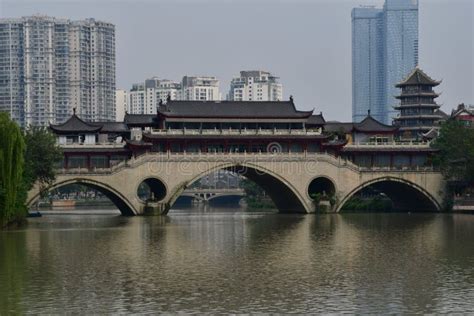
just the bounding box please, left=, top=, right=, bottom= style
left=431, top=120, right=474, bottom=183
left=0, top=113, right=26, bottom=227
left=340, top=196, right=393, bottom=212
left=431, top=120, right=474, bottom=209
left=0, top=113, right=62, bottom=227
left=241, top=179, right=276, bottom=209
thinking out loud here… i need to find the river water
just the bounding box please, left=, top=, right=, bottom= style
left=1, top=207, right=474, bottom=314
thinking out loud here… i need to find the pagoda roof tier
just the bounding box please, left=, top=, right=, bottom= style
left=394, top=104, right=440, bottom=110
left=157, top=100, right=314, bottom=119
left=395, top=92, right=440, bottom=99
left=396, top=67, right=441, bottom=87
left=397, top=126, right=439, bottom=132
left=50, top=113, right=102, bottom=134
left=393, top=114, right=444, bottom=121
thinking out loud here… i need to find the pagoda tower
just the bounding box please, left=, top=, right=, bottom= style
left=393, top=68, right=443, bottom=140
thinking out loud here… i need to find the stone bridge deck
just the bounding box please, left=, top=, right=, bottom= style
left=28, top=152, right=447, bottom=215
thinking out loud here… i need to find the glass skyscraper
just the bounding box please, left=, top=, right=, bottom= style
left=352, top=0, right=418, bottom=125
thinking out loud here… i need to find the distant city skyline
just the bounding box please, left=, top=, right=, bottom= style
left=1, top=0, right=472, bottom=121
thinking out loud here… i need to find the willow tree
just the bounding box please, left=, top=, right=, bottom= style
left=0, top=113, right=25, bottom=226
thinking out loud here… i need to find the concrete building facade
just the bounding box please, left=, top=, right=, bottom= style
left=0, top=15, right=115, bottom=127
left=128, top=77, right=181, bottom=114
left=115, top=89, right=128, bottom=121
left=228, top=70, right=283, bottom=101
left=181, top=76, right=220, bottom=101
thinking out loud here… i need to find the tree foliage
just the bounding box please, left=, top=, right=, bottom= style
left=0, top=117, right=62, bottom=227
left=22, top=127, right=63, bottom=199
left=241, top=178, right=275, bottom=209
left=431, top=120, right=474, bottom=183
left=0, top=113, right=25, bottom=226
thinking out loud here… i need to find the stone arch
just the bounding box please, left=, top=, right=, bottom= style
left=336, top=176, right=441, bottom=212
left=136, top=177, right=168, bottom=202
left=166, top=162, right=310, bottom=214
left=27, top=178, right=137, bottom=216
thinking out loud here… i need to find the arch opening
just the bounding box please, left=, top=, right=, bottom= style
left=308, top=177, right=336, bottom=199
left=339, top=179, right=440, bottom=213
left=137, top=178, right=167, bottom=202
left=28, top=180, right=136, bottom=216
left=168, top=165, right=308, bottom=214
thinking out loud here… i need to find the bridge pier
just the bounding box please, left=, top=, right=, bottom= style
left=143, top=201, right=169, bottom=216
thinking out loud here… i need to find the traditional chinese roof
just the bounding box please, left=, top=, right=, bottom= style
left=50, top=114, right=102, bottom=133
left=97, top=122, right=129, bottom=133
left=324, top=122, right=354, bottom=134
left=306, top=114, right=326, bottom=126
left=124, top=113, right=157, bottom=126
left=434, top=109, right=449, bottom=120
left=157, top=100, right=313, bottom=119
left=422, top=127, right=440, bottom=140
left=324, top=116, right=397, bottom=134
left=353, top=116, right=398, bottom=133
left=126, top=139, right=153, bottom=147
left=451, top=103, right=474, bottom=118
left=396, top=67, right=441, bottom=87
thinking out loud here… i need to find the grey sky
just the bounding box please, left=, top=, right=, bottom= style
left=1, top=0, right=472, bottom=121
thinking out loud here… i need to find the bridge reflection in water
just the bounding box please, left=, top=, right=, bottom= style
left=3, top=212, right=473, bottom=313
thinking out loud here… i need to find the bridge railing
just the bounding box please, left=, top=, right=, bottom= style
left=149, top=128, right=322, bottom=136
left=55, top=151, right=439, bottom=175
left=345, top=141, right=431, bottom=148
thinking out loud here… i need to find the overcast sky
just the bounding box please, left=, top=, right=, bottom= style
left=1, top=0, right=472, bottom=121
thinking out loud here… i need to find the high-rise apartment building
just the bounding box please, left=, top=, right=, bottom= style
left=128, top=77, right=181, bottom=114
left=352, top=0, right=418, bottom=124
left=0, top=15, right=115, bottom=127
left=228, top=70, right=282, bottom=101
left=181, top=76, right=220, bottom=101
left=115, top=89, right=128, bottom=121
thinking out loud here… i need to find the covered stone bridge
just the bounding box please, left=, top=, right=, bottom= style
left=27, top=153, right=447, bottom=215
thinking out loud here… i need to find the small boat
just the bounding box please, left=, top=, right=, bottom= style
left=27, top=211, right=42, bottom=218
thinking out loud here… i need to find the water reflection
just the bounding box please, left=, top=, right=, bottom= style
left=0, top=210, right=473, bottom=313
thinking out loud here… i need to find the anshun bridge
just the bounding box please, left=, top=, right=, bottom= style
left=27, top=99, right=447, bottom=215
